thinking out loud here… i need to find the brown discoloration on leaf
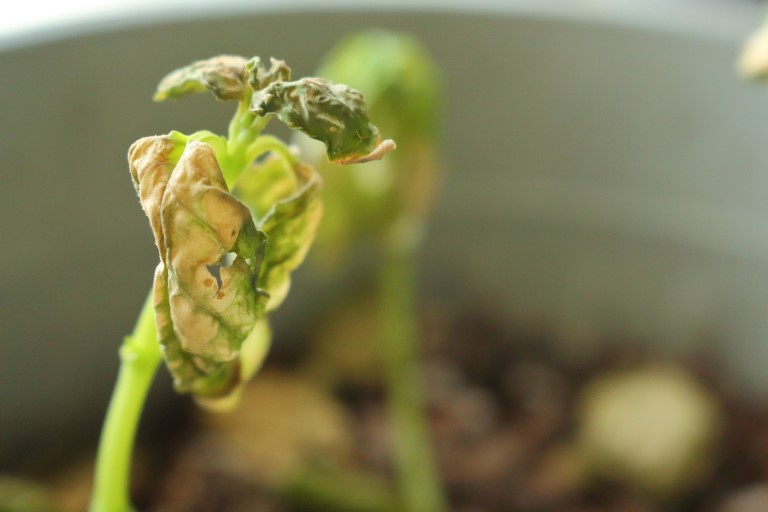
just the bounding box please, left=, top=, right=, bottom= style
left=133, top=139, right=268, bottom=398
left=128, top=136, right=178, bottom=258
left=132, top=52, right=395, bottom=403
left=159, top=141, right=266, bottom=360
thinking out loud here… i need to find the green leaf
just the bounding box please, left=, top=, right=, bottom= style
left=233, top=155, right=323, bottom=312
left=129, top=137, right=269, bottom=398
left=154, top=55, right=250, bottom=102
left=251, top=77, right=395, bottom=164
left=232, top=151, right=300, bottom=222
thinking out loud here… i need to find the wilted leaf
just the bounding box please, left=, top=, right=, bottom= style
left=196, top=318, right=272, bottom=411
left=316, top=30, right=441, bottom=138
left=128, top=136, right=180, bottom=256
left=246, top=56, right=292, bottom=91
left=159, top=141, right=267, bottom=358
left=129, top=138, right=269, bottom=397
left=297, top=30, right=441, bottom=262
left=251, top=77, right=395, bottom=164
left=153, top=264, right=242, bottom=397
left=154, top=55, right=249, bottom=102
left=233, top=155, right=323, bottom=311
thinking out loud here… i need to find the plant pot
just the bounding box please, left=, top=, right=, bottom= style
left=1, top=0, right=767, bottom=483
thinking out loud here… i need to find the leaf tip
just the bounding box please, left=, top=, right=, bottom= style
left=335, top=138, right=396, bottom=165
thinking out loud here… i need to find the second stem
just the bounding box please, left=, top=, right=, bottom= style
left=378, top=239, right=446, bottom=512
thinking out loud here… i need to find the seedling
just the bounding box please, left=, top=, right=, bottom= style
left=301, top=30, right=445, bottom=512
left=89, top=55, right=393, bottom=512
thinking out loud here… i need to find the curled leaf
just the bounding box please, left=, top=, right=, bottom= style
left=315, top=30, right=441, bottom=138
left=246, top=56, right=292, bottom=91
left=250, top=77, right=394, bottom=164
left=160, top=141, right=267, bottom=358
left=153, top=264, right=243, bottom=398
left=197, top=318, right=272, bottom=411
left=129, top=137, right=269, bottom=397
left=233, top=156, right=323, bottom=311
left=298, top=30, right=441, bottom=261
left=154, top=55, right=249, bottom=102
left=128, top=136, right=180, bottom=256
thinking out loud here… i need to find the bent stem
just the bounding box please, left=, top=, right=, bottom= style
left=90, top=293, right=162, bottom=512
left=379, top=238, right=446, bottom=512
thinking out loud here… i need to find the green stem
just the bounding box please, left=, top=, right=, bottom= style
left=226, top=93, right=255, bottom=144
left=378, top=240, right=446, bottom=512
left=244, top=134, right=299, bottom=165
left=90, top=293, right=162, bottom=512
left=221, top=97, right=269, bottom=184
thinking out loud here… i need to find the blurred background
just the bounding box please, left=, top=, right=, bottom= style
left=3, top=1, right=768, bottom=510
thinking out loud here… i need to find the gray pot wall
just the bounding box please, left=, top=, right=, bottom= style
left=2, top=1, right=767, bottom=466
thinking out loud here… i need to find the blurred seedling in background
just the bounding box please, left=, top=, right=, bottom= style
left=296, top=30, right=445, bottom=512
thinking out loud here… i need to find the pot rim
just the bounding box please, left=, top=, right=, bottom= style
left=0, top=0, right=760, bottom=52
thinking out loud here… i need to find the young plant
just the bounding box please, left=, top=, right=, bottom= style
left=89, top=55, right=393, bottom=512
left=298, top=31, right=445, bottom=512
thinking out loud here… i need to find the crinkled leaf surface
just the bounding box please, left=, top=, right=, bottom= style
left=297, top=30, right=440, bottom=260
left=130, top=50, right=397, bottom=400
left=128, top=136, right=180, bottom=256
left=160, top=141, right=267, bottom=359
left=154, top=55, right=249, bottom=102
left=251, top=77, right=394, bottom=164
left=129, top=137, right=269, bottom=397
left=152, top=264, right=243, bottom=398
left=246, top=57, right=292, bottom=91
left=234, top=156, right=323, bottom=311
left=316, top=30, right=441, bottom=138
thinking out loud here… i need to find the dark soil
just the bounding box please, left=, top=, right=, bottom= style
left=137, top=301, right=768, bottom=512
